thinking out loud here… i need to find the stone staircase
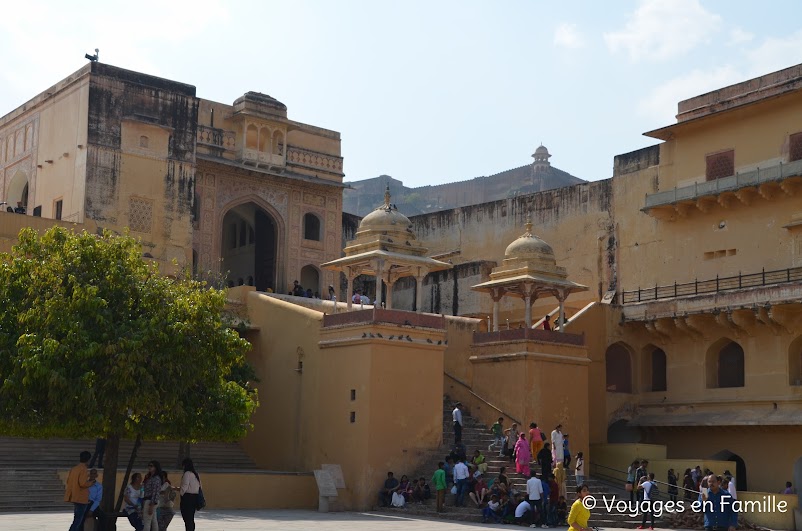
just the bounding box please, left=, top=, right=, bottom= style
left=0, top=437, right=257, bottom=512
left=376, top=397, right=658, bottom=528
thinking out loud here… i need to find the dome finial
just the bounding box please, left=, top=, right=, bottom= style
left=524, top=216, right=533, bottom=236
left=384, top=184, right=391, bottom=208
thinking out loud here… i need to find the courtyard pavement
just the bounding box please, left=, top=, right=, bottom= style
left=0, top=509, right=688, bottom=530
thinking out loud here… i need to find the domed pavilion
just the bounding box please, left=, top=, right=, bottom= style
left=321, top=186, right=451, bottom=311
left=471, top=219, right=587, bottom=330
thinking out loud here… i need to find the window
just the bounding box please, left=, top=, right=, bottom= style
left=790, top=132, right=802, bottom=162
left=718, top=341, right=745, bottom=388
left=651, top=348, right=667, bottom=392
left=605, top=343, right=633, bottom=393
left=139, top=135, right=149, bottom=148
left=304, top=213, right=321, bottom=241
left=706, top=150, right=735, bottom=181
left=789, top=336, right=802, bottom=386
left=54, top=199, right=63, bottom=220
left=128, top=197, right=154, bottom=234
left=246, top=125, right=258, bottom=149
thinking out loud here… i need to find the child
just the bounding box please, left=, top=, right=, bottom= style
left=563, top=434, right=571, bottom=468
left=418, top=477, right=431, bottom=501
left=124, top=473, right=144, bottom=531
left=482, top=494, right=503, bottom=523
left=489, top=417, right=505, bottom=456
left=556, top=495, right=568, bottom=525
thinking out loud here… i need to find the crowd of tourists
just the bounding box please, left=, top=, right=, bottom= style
left=378, top=404, right=592, bottom=528
left=64, top=448, right=203, bottom=531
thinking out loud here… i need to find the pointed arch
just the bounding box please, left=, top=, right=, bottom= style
left=605, top=342, right=634, bottom=393
left=706, top=338, right=745, bottom=388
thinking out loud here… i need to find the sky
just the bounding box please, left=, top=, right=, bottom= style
left=1, top=0, right=801, bottom=186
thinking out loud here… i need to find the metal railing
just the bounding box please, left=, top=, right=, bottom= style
left=621, top=265, right=802, bottom=304
left=644, top=158, right=802, bottom=209
left=591, top=462, right=701, bottom=497
left=444, top=371, right=522, bottom=426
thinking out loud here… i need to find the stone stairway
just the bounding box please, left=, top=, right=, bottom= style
left=0, top=436, right=258, bottom=512
left=376, top=397, right=657, bottom=528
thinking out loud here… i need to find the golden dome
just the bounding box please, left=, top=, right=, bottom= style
left=504, top=221, right=555, bottom=261
left=357, top=185, right=414, bottom=235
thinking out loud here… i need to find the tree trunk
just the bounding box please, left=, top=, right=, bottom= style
left=115, top=434, right=142, bottom=512
left=101, top=433, right=120, bottom=530
left=176, top=440, right=191, bottom=468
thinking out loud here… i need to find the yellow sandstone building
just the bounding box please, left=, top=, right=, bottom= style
left=1, top=61, right=802, bottom=527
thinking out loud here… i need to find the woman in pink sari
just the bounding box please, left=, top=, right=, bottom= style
left=514, top=433, right=531, bottom=476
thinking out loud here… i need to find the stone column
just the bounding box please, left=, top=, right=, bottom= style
left=415, top=268, right=427, bottom=313
left=375, top=259, right=385, bottom=308
left=557, top=289, right=566, bottom=333
left=346, top=269, right=354, bottom=311
left=386, top=277, right=396, bottom=309
left=523, top=284, right=536, bottom=328
left=491, top=287, right=503, bottom=332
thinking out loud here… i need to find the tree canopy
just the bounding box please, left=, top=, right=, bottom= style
left=0, top=227, right=258, bottom=441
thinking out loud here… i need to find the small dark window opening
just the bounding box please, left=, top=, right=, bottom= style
left=350, top=389, right=356, bottom=401
left=718, top=341, right=745, bottom=388
left=706, top=150, right=735, bottom=181
left=651, top=348, right=667, bottom=392
left=304, top=213, right=321, bottom=241
left=55, top=200, right=63, bottom=220
left=350, top=411, right=356, bottom=423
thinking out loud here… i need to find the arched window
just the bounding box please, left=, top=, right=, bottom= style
left=272, top=130, right=284, bottom=156
left=651, top=348, right=667, bottom=392
left=789, top=336, right=802, bottom=386
left=605, top=343, right=633, bottom=393
left=246, top=124, right=258, bottom=149
left=304, top=213, right=321, bottom=241
left=709, top=340, right=745, bottom=388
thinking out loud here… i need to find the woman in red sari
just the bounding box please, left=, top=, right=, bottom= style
left=514, top=433, right=531, bottom=476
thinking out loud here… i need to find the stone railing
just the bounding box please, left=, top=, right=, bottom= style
left=322, top=308, right=445, bottom=329
left=472, top=328, right=585, bottom=346
left=196, top=125, right=236, bottom=151
left=286, top=146, right=344, bottom=174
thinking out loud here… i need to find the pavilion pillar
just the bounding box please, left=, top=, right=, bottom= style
left=557, top=289, right=566, bottom=333
left=346, top=270, right=355, bottom=311
left=374, top=259, right=385, bottom=309
left=491, top=287, right=503, bottom=332
left=386, top=278, right=396, bottom=309
left=415, top=268, right=427, bottom=313
left=523, top=283, right=536, bottom=328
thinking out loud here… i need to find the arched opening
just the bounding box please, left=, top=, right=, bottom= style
left=221, top=202, right=277, bottom=292
left=789, top=336, right=802, bottom=386
left=606, top=419, right=641, bottom=443
left=303, top=213, right=321, bottom=241
left=6, top=170, right=29, bottom=213
left=272, top=130, right=284, bottom=156
left=606, top=342, right=633, bottom=393
left=709, top=450, right=747, bottom=492
left=300, top=265, right=320, bottom=297
left=641, top=344, right=667, bottom=392
left=258, top=127, right=270, bottom=152
left=246, top=125, right=258, bottom=149
left=706, top=339, right=744, bottom=388
left=139, top=135, right=149, bottom=148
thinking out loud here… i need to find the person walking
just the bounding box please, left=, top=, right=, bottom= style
left=526, top=471, right=546, bottom=528
left=453, top=458, right=470, bottom=507
left=157, top=471, right=176, bottom=530
left=179, top=458, right=201, bottom=531
left=529, top=423, right=544, bottom=461
left=574, top=452, right=585, bottom=486
left=65, top=450, right=97, bottom=531
left=504, top=423, right=521, bottom=462
left=668, top=468, right=678, bottom=503
left=637, top=472, right=656, bottom=530
left=554, top=462, right=567, bottom=499
left=568, top=484, right=592, bottom=531
left=627, top=460, right=640, bottom=503
left=550, top=425, right=564, bottom=466
left=142, top=461, right=163, bottom=531
left=432, top=462, right=447, bottom=513
left=537, top=443, right=553, bottom=481
left=489, top=417, right=505, bottom=456
left=700, top=474, right=737, bottom=531
left=514, top=433, right=532, bottom=477
left=452, top=403, right=463, bottom=444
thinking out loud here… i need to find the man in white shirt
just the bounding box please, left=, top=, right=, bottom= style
left=515, top=497, right=533, bottom=525
left=452, top=403, right=463, bottom=444
left=551, top=425, right=564, bottom=465
left=526, top=472, right=547, bottom=528
left=453, top=458, right=470, bottom=507
left=724, top=470, right=737, bottom=499
left=637, top=472, right=656, bottom=529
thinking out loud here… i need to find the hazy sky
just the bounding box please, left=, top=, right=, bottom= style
left=2, top=0, right=800, bottom=186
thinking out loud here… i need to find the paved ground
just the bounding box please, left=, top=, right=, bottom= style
left=0, top=509, right=661, bottom=530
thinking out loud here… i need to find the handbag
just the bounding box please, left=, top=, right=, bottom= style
left=196, top=486, right=206, bottom=510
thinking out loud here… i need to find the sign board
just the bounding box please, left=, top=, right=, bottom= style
left=314, top=469, right=339, bottom=498
left=600, top=289, right=617, bottom=305
left=321, top=464, right=345, bottom=489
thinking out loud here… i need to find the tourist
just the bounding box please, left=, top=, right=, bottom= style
left=668, top=468, right=678, bottom=503
left=513, top=495, right=533, bottom=526
left=89, top=437, right=106, bottom=469
left=504, top=422, right=521, bottom=462
left=305, top=288, right=313, bottom=298
left=543, top=315, right=552, bottom=331
left=575, top=452, right=585, bottom=486
left=636, top=472, right=656, bottom=530
left=700, top=474, right=738, bottom=531
left=562, top=434, right=571, bottom=468
left=352, top=289, right=361, bottom=304
left=499, top=492, right=514, bottom=522
left=124, top=473, right=145, bottom=531
left=683, top=468, right=695, bottom=501
left=64, top=450, right=96, bottom=531
left=489, top=417, right=505, bottom=456
left=497, top=466, right=510, bottom=490
left=378, top=471, right=399, bottom=507
left=470, top=474, right=489, bottom=506
left=636, top=460, right=649, bottom=501
left=328, top=285, right=336, bottom=301
left=397, top=475, right=412, bottom=502
left=783, top=481, right=795, bottom=495
left=627, top=460, right=640, bottom=503
left=443, top=457, right=454, bottom=488
left=142, top=461, right=163, bottom=531
left=550, top=425, right=564, bottom=465
left=526, top=470, right=545, bottom=528
left=554, top=461, right=567, bottom=498
left=724, top=470, right=737, bottom=500
left=556, top=495, right=568, bottom=526
left=568, top=484, right=592, bottom=531
left=360, top=292, right=371, bottom=305
left=432, top=462, right=447, bottom=512
left=157, top=471, right=176, bottom=531
left=472, top=449, right=488, bottom=475
left=87, top=468, right=104, bottom=531
left=292, top=280, right=304, bottom=296
left=453, top=457, right=470, bottom=507
left=514, top=433, right=532, bottom=476
left=390, top=480, right=406, bottom=508
left=537, top=443, right=553, bottom=480
left=482, top=494, right=503, bottom=523
left=179, top=458, right=201, bottom=531
left=452, top=402, right=463, bottom=444
left=529, top=422, right=544, bottom=461
left=449, top=441, right=467, bottom=464
left=417, top=476, right=430, bottom=501
left=691, top=466, right=701, bottom=487
left=548, top=474, right=560, bottom=526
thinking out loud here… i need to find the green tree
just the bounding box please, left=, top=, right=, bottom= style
left=0, top=227, right=258, bottom=516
